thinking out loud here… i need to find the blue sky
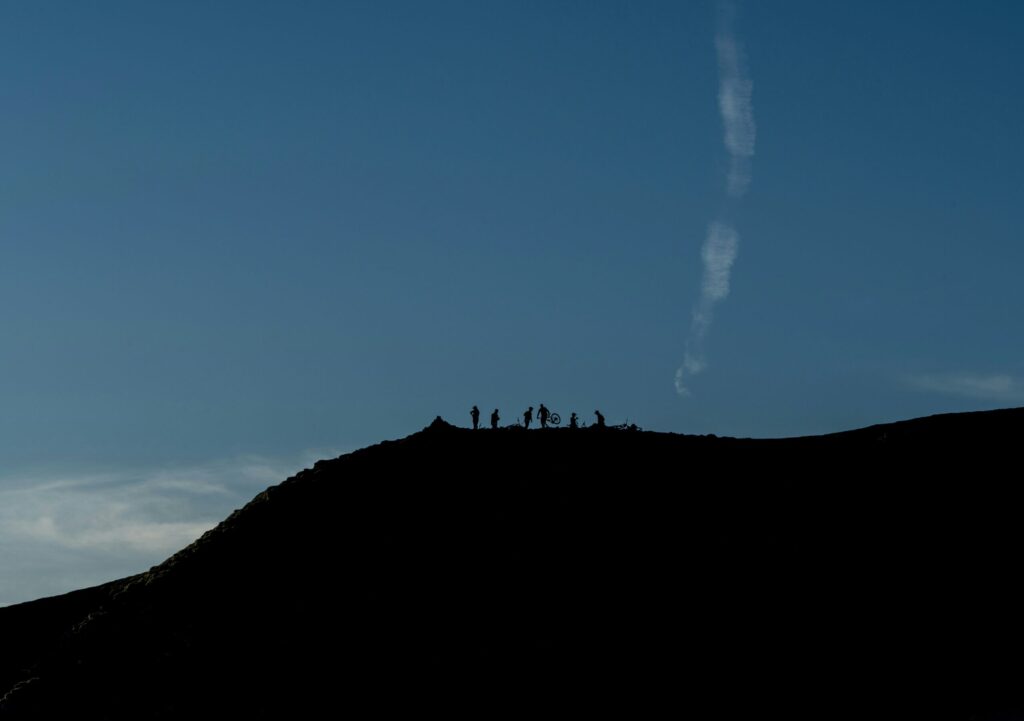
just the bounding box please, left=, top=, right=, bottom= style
left=2, top=1, right=1023, bottom=603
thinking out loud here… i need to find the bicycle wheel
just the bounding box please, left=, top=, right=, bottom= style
left=549, top=413, right=561, bottom=426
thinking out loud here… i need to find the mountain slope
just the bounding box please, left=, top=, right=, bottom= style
left=2, top=411, right=1024, bottom=719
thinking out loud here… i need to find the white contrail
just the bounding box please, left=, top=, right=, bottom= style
left=675, top=2, right=754, bottom=397
left=700, top=220, right=740, bottom=302
left=675, top=222, right=739, bottom=395
left=715, top=34, right=755, bottom=197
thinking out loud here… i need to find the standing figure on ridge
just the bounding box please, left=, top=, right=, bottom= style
left=524, top=406, right=533, bottom=429
left=491, top=408, right=500, bottom=429
left=594, top=409, right=605, bottom=427
left=569, top=412, right=578, bottom=429
left=470, top=405, right=480, bottom=430
left=538, top=403, right=550, bottom=429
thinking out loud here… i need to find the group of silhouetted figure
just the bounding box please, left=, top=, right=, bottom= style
left=470, top=405, right=605, bottom=430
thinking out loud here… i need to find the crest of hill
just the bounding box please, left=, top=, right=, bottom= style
left=2, top=409, right=1023, bottom=719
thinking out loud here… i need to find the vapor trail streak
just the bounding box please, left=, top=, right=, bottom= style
left=675, top=2, right=754, bottom=396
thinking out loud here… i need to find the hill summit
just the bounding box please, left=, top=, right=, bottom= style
left=2, top=410, right=1024, bottom=719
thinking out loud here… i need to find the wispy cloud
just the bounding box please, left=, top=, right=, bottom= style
left=0, top=461, right=271, bottom=558
left=700, top=221, right=740, bottom=304
left=675, top=222, right=740, bottom=395
left=905, top=372, right=1024, bottom=402
left=675, top=2, right=754, bottom=397
left=0, top=448, right=347, bottom=605
left=6, top=514, right=215, bottom=555
left=716, top=34, right=756, bottom=197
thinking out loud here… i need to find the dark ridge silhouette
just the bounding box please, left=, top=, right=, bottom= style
left=3, top=409, right=1024, bottom=719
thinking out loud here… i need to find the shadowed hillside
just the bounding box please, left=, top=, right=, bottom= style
left=2, top=410, right=1024, bottom=719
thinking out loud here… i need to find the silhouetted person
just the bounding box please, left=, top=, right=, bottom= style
left=569, top=412, right=578, bottom=429
left=524, top=406, right=533, bottom=429
left=470, top=405, right=480, bottom=430
left=491, top=408, right=500, bottom=429
left=594, top=409, right=605, bottom=427
left=538, top=403, right=550, bottom=429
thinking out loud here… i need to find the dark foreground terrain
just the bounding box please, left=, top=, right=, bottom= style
left=2, top=410, right=1024, bottom=719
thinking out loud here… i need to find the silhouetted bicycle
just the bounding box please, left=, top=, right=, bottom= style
left=548, top=412, right=562, bottom=426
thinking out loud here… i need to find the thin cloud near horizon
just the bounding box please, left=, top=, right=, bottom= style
left=0, top=448, right=348, bottom=606
left=905, top=372, right=1024, bottom=403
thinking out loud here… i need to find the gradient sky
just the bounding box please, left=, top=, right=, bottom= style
left=3, top=1, right=1024, bottom=604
